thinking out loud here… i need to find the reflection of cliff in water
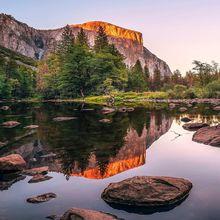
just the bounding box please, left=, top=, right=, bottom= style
left=0, top=104, right=173, bottom=179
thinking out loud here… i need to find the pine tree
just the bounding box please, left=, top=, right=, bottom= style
left=153, top=68, right=161, bottom=91
left=94, top=26, right=109, bottom=52
left=58, top=25, right=75, bottom=54
left=76, top=28, right=89, bottom=47
left=127, top=60, right=147, bottom=92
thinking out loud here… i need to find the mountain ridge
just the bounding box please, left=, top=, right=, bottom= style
left=0, top=13, right=172, bottom=77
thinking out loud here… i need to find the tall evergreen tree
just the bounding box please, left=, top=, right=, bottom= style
left=76, top=28, right=89, bottom=47
left=127, top=60, right=147, bottom=92
left=94, top=26, right=109, bottom=52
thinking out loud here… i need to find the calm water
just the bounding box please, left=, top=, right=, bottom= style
left=0, top=102, right=219, bottom=220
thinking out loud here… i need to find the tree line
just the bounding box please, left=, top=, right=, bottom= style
left=0, top=25, right=219, bottom=99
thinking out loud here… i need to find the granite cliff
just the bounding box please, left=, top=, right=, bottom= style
left=0, top=13, right=172, bottom=76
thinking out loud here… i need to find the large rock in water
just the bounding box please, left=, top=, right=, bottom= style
left=60, top=208, right=119, bottom=220
left=0, top=154, right=26, bottom=172
left=101, top=176, right=192, bottom=208
left=183, top=123, right=209, bottom=131
left=193, top=125, right=220, bottom=147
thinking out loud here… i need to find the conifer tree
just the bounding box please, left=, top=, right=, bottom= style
left=76, top=28, right=89, bottom=47
left=94, top=26, right=109, bottom=52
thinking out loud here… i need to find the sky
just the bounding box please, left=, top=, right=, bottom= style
left=1, top=0, right=220, bottom=73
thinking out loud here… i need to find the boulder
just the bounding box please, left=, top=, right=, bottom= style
left=101, top=107, right=115, bottom=115
left=23, top=166, right=49, bottom=176
left=179, top=107, right=187, bottom=112
left=0, top=106, right=10, bottom=111
left=26, top=193, right=57, bottom=203
left=193, top=125, right=220, bottom=147
left=181, top=117, right=192, bottom=123
left=28, top=174, right=53, bottom=183
left=60, top=207, right=119, bottom=220
left=53, top=117, right=77, bottom=122
left=101, top=176, right=192, bottom=208
left=213, top=106, right=220, bottom=111
left=183, top=123, right=209, bottom=131
left=99, top=119, right=112, bottom=123
left=24, top=125, right=39, bottom=129
left=2, top=121, right=21, bottom=128
left=0, top=154, right=26, bottom=172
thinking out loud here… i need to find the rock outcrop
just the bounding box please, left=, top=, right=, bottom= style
left=101, top=176, right=192, bottom=207
left=0, top=13, right=172, bottom=77
left=26, top=193, right=57, bottom=203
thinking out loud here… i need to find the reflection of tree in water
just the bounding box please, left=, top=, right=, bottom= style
left=36, top=104, right=173, bottom=179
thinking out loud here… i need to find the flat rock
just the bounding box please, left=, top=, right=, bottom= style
left=193, top=125, right=220, bottom=147
left=181, top=117, right=192, bottom=123
left=101, top=107, right=115, bottom=115
left=183, top=123, right=209, bottom=131
left=26, top=193, right=56, bottom=203
left=2, top=121, right=21, bottom=128
left=99, top=119, right=112, bottom=123
left=24, top=125, right=39, bottom=129
left=101, top=176, right=192, bottom=208
left=28, top=174, right=53, bottom=183
left=53, top=117, right=77, bottom=122
left=23, top=166, right=49, bottom=176
left=0, top=154, right=26, bottom=172
left=60, top=207, right=119, bottom=220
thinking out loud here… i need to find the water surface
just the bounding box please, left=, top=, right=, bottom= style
left=0, top=102, right=219, bottom=220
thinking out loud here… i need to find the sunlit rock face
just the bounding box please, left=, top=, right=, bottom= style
left=0, top=14, right=172, bottom=77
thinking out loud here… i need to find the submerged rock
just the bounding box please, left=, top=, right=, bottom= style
left=28, top=174, right=53, bottom=183
left=24, top=125, right=39, bottom=129
left=53, top=117, right=77, bottom=122
left=193, top=125, right=220, bottom=147
left=0, top=154, right=26, bottom=172
left=2, top=121, right=21, bottom=128
left=23, top=166, right=49, bottom=176
left=101, top=176, right=192, bottom=208
left=183, top=123, right=209, bottom=131
left=26, top=193, right=57, bottom=203
left=101, top=107, right=115, bottom=115
left=60, top=207, right=119, bottom=220
left=181, top=117, right=192, bottom=123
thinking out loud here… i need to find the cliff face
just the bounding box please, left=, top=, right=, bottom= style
left=0, top=14, right=172, bottom=77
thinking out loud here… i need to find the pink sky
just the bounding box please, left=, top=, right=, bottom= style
left=1, top=0, right=220, bottom=73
